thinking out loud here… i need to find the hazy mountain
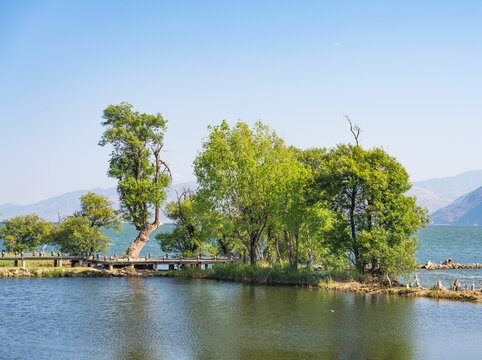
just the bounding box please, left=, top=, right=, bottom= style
left=406, top=185, right=453, bottom=213
left=414, top=170, right=482, bottom=200
left=431, top=186, right=482, bottom=226
left=0, top=182, right=197, bottom=222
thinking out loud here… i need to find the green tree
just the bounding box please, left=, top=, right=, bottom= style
left=271, top=147, right=333, bottom=269
left=156, top=188, right=206, bottom=257
left=194, top=120, right=297, bottom=265
left=0, top=215, right=54, bottom=252
left=74, top=192, right=121, bottom=230
left=99, top=102, right=171, bottom=258
left=53, top=217, right=109, bottom=255
left=313, top=143, right=429, bottom=278
left=51, top=193, right=120, bottom=255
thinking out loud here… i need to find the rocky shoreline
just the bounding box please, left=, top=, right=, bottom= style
left=420, top=258, right=482, bottom=270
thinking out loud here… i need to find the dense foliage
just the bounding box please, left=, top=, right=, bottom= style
left=188, top=120, right=428, bottom=279
left=51, top=193, right=119, bottom=255
left=311, top=144, right=429, bottom=278
left=52, top=217, right=110, bottom=255
left=0, top=215, right=53, bottom=252
left=156, top=188, right=207, bottom=257
left=193, top=121, right=303, bottom=264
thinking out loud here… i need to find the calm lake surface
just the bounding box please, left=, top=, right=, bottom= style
left=1, top=226, right=481, bottom=359
left=1, top=277, right=481, bottom=360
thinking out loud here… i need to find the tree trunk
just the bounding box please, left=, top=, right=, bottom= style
left=126, top=227, right=154, bottom=258
left=258, top=246, right=264, bottom=262
left=307, top=248, right=312, bottom=267
left=284, top=230, right=293, bottom=267
left=294, top=233, right=299, bottom=270
left=249, top=242, right=257, bottom=265
left=275, top=236, right=282, bottom=263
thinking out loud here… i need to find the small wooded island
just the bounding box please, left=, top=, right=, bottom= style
left=1, top=103, right=480, bottom=303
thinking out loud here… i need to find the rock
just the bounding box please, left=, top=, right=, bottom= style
left=434, top=280, right=445, bottom=291
left=424, top=261, right=435, bottom=269
left=452, top=278, right=461, bottom=291
left=442, top=258, right=454, bottom=266
left=414, top=274, right=421, bottom=288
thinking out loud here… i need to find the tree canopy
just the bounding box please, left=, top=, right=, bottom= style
left=312, top=144, right=429, bottom=278
left=51, top=193, right=120, bottom=255
left=194, top=120, right=309, bottom=264
left=52, top=217, right=110, bottom=255
left=0, top=215, right=53, bottom=253
left=74, top=192, right=121, bottom=230
left=99, top=102, right=171, bottom=258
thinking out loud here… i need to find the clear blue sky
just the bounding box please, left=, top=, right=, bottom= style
left=1, top=0, right=482, bottom=204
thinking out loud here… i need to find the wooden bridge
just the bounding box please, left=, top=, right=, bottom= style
left=0, top=250, right=244, bottom=270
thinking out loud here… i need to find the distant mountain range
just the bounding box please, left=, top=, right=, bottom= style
left=413, top=170, right=482, bottom=200
left=408, top=170, right=482, bottom=225
left=2, top=169, right=482, bottom=226
left=0, top=182, right=197, bottom=222
left=405, top=185, right=453, bottom=214
left=431, top=186, right=482, bottom=226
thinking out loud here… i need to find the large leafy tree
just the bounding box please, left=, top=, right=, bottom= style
left=74, top=192, right=121, bottom=230
left=313, top=144, right=429, bottom=278
left=194, top=120, right=298, bottom=265
left=0, top=215, right=54, bottom=252
left=99, top=102, right=171, bottom=258
left=51, top=193, right=120, bottom=255
left=53, top=217, right=110, bottom=255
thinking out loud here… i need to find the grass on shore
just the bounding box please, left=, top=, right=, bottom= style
left=168, top=262, right=370, bottom=286
left=0, top=260, right=64, bottom=267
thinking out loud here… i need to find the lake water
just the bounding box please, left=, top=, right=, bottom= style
left=415, top=226, right=482, bottom=288
left=1, top=277, right=481, bottom=360
left=1, top=226, right=481, bottom=359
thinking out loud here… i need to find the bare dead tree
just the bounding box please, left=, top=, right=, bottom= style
left=345, top=115, right=361, bottom=145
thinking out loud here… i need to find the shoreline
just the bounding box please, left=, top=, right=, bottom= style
left=1, top=265, right=481, bottom=303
